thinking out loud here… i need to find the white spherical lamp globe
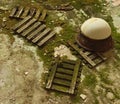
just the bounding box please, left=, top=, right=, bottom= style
left=81, top=18, right=111, bottom=40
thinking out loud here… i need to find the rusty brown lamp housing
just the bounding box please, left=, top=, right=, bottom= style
left=76, top=18, right=113, bottom=52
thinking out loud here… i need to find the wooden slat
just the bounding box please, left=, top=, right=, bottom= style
left=55, top=73, right=72, bottom=81
left=15, top=6, right=24, bottom=18
left=16, top=18, right=37, bottom=33
left=37, top=31, right=56, bottom=46
left=94, top=58, right=103, bottom=64
left=62, top=59, right=76, bottom=65
left=39, top=9, right=47, bottom=21
left=27, top=24, right=46, bottom=40
left=96, top=53, right=107, bottom=61
left=57, top=68, right=73, bottom=75
left=88, top=54, right=97, bottom=59
left=68, top=41, right=96, bottom=67
left=46, top=63, right=57, bottom=89
left=69, top=59, right=81, bottom=94
left=32, top=28, right=51, bottom=43
left=53, top=78, right=71, bottom=87
left=29, top=8, right=36, bottom=17
left=9, top=7, right=18, bottom=17
left=84, top=51, right=92, bottom=56
left=21, top=22, right=41, bottom=36
left=21, top=7, right=30, bottom=18
left=51, top=84, right=69, bottom=93
left=60, top=63, right=74, bottom=70
left=12, top=16, right=32, bottom=31
left=34, top=9, right=41, bottom=20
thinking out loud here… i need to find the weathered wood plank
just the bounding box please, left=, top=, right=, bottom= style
left=53, top=78, right=71, bottom=87
left=15, top=6, right=24, bottom=18
left=69, top=59, right=81, bottom=94
left=29, top=8, right=36, bottom=17
left=57, top=68, right=73, bottom=75
left=46, top=63, right=57, bottom=89
left=27, top=24, right=46, bottom=40
left=59, top=63, right=74, bottom=70
left=84, top=51, right=92, bottom=56
left=55, top=73, right=72, bottom=81
left=9, top=7, right=18, bottom=17
left=34, top=9, right=41, bottom=20
left=96, top=53, right=107, bottom=61
left=12, top=16, right=32, bottom=31
left=21, top=7, right=30, bottom=18
left=94, top=58, right=103, bottom=64
left=21, top=22, right=41, bottom=36
left=62, top=59, right=76, bottom=65
left=51, top=84, right=69, bottom=93
left=16, top=18, right=37, bottom=33
left=32, top=28, right=51, bottom=43
left=88, top=54, right=97, bottom=60
left=39, top=9, right=47, bottom=21
left=37, top=31, right=56, bottom=46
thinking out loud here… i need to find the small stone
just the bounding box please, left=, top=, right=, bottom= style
left=59, top=34, right=62, bottom=36
left=43, top=70, right=48, bottom=74
left=54, top=26, right=63, bottom=34
left=44, top=53, right=47, bottom=56
left=80, top=94, right=87, bottom=100
left=80, top=74, right=85, bottom=82
left=16, top=68, right=20, bottom=72
left=1, top=22, right=6, bottom=28
left=43, top=82, right=45, bottom=85
left=106, top=92, right=115, bottom=100
left=2, top=17, right=7, bottom=22
left=25, top=72, right=28, bottom=75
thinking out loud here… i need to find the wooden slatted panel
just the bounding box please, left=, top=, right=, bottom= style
left=15, top=6, right=24, bottom=18
left=16, top=18, right=37, bottom=33
left=68, top=41, right=96, bottom=67
left=46, top=59, right=82, bottom=95
left=69, top=59, right=81, bottom=94
left=37, top=31, right=56, bottom=46
left=46, top=63, right=57, bottom=89
left=9, top=6, right=47, bottom=22
left=27, top=24, right=46, bottom=40
left=12, top=16, right=32, bottom=31
left=32, top=28, right=51, bottom=43
left=9, top=7, right=17, bottom=17
left=21, top=22, right=41, bottom=36
left=21, top=7, right=30, bottom=18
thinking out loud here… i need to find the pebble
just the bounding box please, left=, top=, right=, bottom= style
left=80, top=94, right=87, bottom=100
left=106, top=92, right=115, bottom=100
left=25, top=72, right=29, bottom=75
left=2, top=17, right=7, bottom=22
